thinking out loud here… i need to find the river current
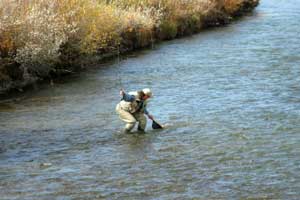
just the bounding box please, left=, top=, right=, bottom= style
left=1, top=0, right=300, bottom=199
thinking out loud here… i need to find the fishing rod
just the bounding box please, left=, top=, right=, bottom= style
left=117, top=44, right=122, bottom=88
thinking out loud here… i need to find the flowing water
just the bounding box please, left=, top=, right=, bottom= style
left=1, top=0, right=300, bottom=199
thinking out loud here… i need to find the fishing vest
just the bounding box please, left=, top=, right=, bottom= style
left=119, top=91, right=148, bottom=114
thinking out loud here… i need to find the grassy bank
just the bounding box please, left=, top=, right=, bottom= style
left=0, top=0, right=259, bottom=94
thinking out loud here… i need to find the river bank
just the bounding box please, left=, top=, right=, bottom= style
left=0, top=0, right=259, bottom=95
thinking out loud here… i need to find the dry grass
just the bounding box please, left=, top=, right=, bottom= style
left=0, top=0, right=257, bottom=83
left=224, top=0, right=244, bottom=15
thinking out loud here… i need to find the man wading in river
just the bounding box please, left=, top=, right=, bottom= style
left=116, top=88, right=154, bottom=133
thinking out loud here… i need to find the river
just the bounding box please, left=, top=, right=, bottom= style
left=1, top=0, right=300, bottom=199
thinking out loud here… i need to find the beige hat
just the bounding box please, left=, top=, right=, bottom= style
left=142, top=88, right=152, bottom=97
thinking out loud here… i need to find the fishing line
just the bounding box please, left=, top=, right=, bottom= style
left=116, top=44, right=123, bottom=89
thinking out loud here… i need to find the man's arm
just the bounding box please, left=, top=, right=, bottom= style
left=120, top=89, right=135, bottom=102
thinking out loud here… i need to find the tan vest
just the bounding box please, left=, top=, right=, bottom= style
left=119, top=91, right=148, bottom=114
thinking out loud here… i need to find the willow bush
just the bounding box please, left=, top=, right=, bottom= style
left=223, top=0, right=244, bottom=15
left=0, top=0, right=258, bottom=91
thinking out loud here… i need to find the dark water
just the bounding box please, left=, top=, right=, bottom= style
left=1, top=0, right=300, bottom=199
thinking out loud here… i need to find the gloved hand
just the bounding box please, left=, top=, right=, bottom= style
left=120, top=89, right=125, bottom=97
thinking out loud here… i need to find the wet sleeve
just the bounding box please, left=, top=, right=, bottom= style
left=122, top=93, right=135, bottom=102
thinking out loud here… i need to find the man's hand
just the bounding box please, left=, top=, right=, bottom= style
left=120, top=89, right=125, bottom=97
left=147, top=114, right=154, bottom=120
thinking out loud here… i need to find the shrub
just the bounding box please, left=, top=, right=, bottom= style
left=155, top=0, right=217, bottom=37
left=66, top=1, right=121, bottom=54
left=0, top=0, right=74, bottom=77
left=0, top=0, right=258, bottom=91
left=223, top=0, right=244, bottom=15
left=0, top=0, right=122, bottom=76
left=0, top=0, right=26, bottom=59
left=15, top=1, right=70, bottom=76
left=117, top=5, right=162, bottom=49
left=158, top=20, right=177, bottom=40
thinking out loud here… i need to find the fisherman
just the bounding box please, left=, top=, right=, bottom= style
left=116, top=88, right=154, bottom=133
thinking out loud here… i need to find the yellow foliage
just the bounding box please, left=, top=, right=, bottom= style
left=223, top=0, right=244, bottom=15
left=0, top=0, right=255, bottom=70
left=0, top=31, right=14, bottom=57
left=56, top=0, right=121, bottom=53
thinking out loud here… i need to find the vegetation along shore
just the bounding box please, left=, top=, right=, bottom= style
left=0, top=0, right=259, bottom=94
